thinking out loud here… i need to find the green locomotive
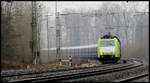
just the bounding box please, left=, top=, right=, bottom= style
left=97, top=33, right=121, bottom=64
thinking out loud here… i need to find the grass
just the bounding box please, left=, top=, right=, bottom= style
left=1, top=60, right=27, bottom=70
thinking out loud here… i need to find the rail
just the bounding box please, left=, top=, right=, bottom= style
left=1, top=59, right=143, bottom=82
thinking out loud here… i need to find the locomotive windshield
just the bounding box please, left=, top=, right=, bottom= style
left=100, top=40, right=114, bottom=47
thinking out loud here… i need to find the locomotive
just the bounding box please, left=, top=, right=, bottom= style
left=97, top=33, right=121, bottom=64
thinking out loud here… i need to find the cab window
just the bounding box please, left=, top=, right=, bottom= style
left=100, top=40, right=114, bottom=47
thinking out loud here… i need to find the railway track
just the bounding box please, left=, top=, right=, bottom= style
left=119, top=73, right=149, bottom=82
left=1, top=63, right=112, bottom=77
left=1, top=59, right=143, bottom=82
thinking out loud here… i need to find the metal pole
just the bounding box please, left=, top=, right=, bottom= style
left=31, top=1, right=37, bottom=64
left=55, top=1, right=61, bottom=63
left=37, top=3, right=42, bottom=64
left=31, top=1, right=34, bottom=64
left=31, top=1, right=41, bottom=64
left=47, top=12, right=50, bottom=60
left=55, top=1, right=58, bottom=62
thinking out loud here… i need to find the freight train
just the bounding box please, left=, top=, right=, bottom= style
left=45, top=33, right=121, bottom=64
left=48, top=44, right=98, bottom=60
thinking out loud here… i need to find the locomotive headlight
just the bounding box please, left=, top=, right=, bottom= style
left=101, top=52, right=103, bottom=55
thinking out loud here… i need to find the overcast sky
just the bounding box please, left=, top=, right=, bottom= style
left=41, top=1, right=148, bottom=15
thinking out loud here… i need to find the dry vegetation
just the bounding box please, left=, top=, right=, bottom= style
left=1, top=2, right=33, bottom=70
left=2, top=60, right=27, bottom=70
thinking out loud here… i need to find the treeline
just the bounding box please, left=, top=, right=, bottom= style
left=1, top=1, right=33, bottom=68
